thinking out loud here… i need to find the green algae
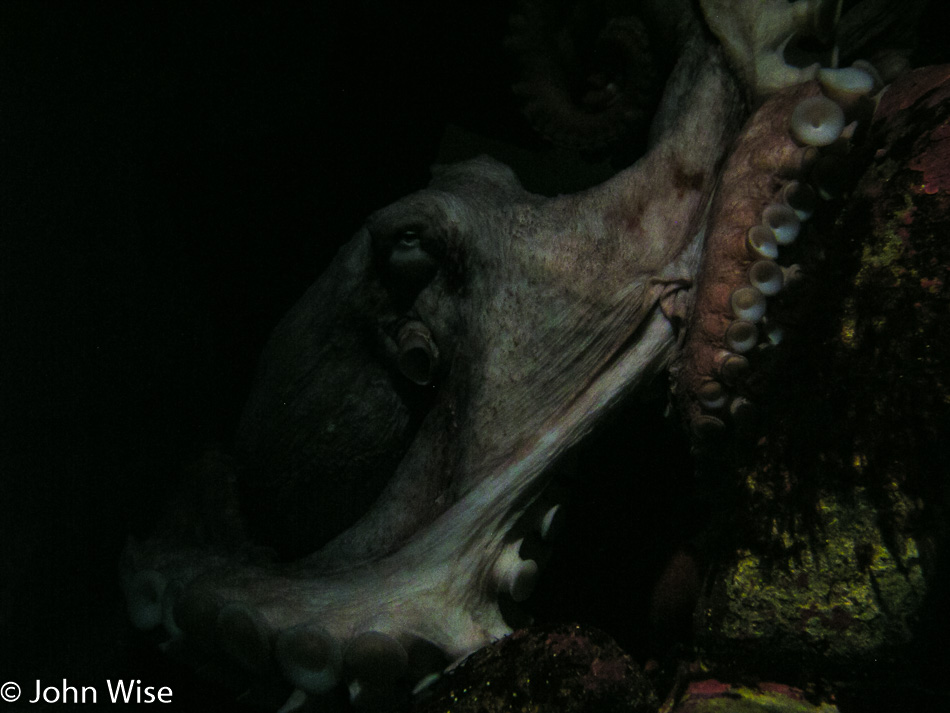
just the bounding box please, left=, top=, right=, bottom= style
left=676, top=687, right=839, bottom=713
left=695, top=90, right=949, bottom=686
left=701, top=488, right=927, bottom=660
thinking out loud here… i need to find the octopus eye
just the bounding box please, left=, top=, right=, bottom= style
left=395, top=230, right=421, bottom=248
left=387, top=228, right=438, bottom=290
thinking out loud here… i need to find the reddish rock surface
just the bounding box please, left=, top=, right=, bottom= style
left=413, top=623, right=657, bottom=713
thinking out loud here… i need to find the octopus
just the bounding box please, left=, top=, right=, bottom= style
left=120, top=1, right=947, bottom=710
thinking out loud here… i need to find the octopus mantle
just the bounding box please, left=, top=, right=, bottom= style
left=120, top=2, right=923, bottom=710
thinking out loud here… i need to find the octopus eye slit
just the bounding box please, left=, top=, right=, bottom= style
left=396, top=229, right=421, bottom=248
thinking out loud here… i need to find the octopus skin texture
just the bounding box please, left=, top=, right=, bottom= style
left=118, top=2, right=938, bottom=710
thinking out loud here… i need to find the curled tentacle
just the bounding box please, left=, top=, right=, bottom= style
left=506, top=0, right=662, bottom=151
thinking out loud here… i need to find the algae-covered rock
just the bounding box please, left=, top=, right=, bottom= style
left=692, top=65, right=950, bottom=705
left=698, top=489, right=927, bottom=663
left=413, top=623, right=657, bottom=713
left=667, top=680, right=839, bottom=713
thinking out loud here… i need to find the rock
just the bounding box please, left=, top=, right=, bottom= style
left=413, top=623, right=657, bottom=713
left=691, top=65, right=950, bottom=709
left=669, top=680, right=839, bottom=713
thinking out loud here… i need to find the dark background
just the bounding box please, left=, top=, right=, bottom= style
left=3, top=1, right=950, bottom=711
left=1, top=2, right=625, bottom=708
left=0, top=0, right=515, bottom=704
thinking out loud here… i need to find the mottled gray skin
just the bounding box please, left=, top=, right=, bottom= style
left=236, top=35, right=743, bottom=566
